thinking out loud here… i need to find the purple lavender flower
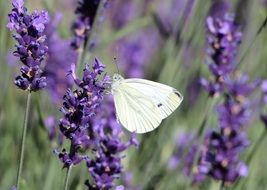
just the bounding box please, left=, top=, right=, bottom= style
left=71, top=0, right=109, bottom=50
left=56, top=59, right=137, bottom=188
left=190, top=3, right=255, bottom=184
left=224, top=74, right=260, bottom=100
left=43, top=14, right=77, bottom=104
left=58, top=58, right=110, bottom=156
left=200, top=128, right=249, bottom=183
left=56, top=59, right=110, bottom=167
left=201, top=14, right=242, bottom=96
left=206, top=15, right=242, bottom=77
left=217, top=75, right=259, bottom=131
left=55, top=148, right=83, bottom=167
left=194, top=75, right=257, bottom=184
left=7, top=0, right=49, bottom=91
left=200, top=77, right=224, bottom=97
left=85, top=96, right=138, bottom=189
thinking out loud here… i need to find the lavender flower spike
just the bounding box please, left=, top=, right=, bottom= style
left=71, top=0, right=109, bottom=50
left=7, top=0, right=49, bottom=91
left=85, top=97, right=138, bottom=189
left=56, top=59, right=137, bottom=189
left=201, top=14, right=242, bottom=96
left=57, top=59, right=110, bottom=167
left=195, top=75, right=257, bottom=184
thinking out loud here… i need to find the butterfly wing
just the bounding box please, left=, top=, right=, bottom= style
left=124, top=78, right=183, bottom=119
left=113, top=82, right=162, bottom=133
left=112, top=78, right=183, bottom=133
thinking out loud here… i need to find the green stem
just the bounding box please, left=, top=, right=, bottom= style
left=246, top=128, right=267, bottom=165
left=16, top=92, right=31, bottom=190
left=238, top=14, right=267, bottom=71
left=63, top=165, right=72, bottom=190
left=232, top=126, right=267, bottom=189
left=220, top=182, right=225, bottom=190
left=197, top=96, right=218, bottom=137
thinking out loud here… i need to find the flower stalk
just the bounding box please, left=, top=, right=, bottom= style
left=246, top=127, right=267, bottom=165
left=63, top=165, right=73, bottom=190
left=16, top=92, right=31, bottom=190
left=72, top=0, right=109, bottom=76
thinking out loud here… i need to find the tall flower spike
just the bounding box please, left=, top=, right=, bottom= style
left=57, top=59, right=110, bottom=168
left=200, top=15, right=242, bottom=96
left=194, top=75, right=258, bottom=184
left=71, top=0, right=109, bottom=50
left=56, top=59, right=137, bottom=188
left=7, top=0, right=49, bottom=91
left=85, top=96, right=138, bottom=189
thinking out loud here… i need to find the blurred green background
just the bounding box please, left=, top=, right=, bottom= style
left=1, top=0, right=267, bottom=189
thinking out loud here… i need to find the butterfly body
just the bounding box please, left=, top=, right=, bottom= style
left=111, top=73, right=183, bottom=133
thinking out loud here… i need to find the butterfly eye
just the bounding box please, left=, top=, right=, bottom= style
left=113, top=75, right=118, bottom=80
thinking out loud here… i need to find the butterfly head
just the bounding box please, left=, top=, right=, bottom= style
left=112, top=73, right=124, bottom=82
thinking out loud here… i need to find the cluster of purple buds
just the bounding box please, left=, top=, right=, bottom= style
left=201, top=15, right=242, bottom=96
left=71, top=0, right=109, bottom=50
left=56, top=58, right=110, bottom=167
left=193, top=75, right=258, bottom=183
left=56, top=59, right=137, bottom=188
left=85, top=97, right=138, bottom=189
left=7, top=0, right=49, bottom=91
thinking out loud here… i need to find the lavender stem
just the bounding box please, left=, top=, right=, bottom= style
left=235, top=129, right=267, bottom=190
left=246, top=128, right=267, bottom=165
left=237, top=14, right=267, bottom=71
left=16, top=92, right=31, bottom=190
left=197, top=96, right=217, bottom=137
left=220, top=182, right=225, bottom=190
left=63, top=165, right=72, bottom=190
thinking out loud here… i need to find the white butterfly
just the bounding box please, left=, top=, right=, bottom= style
left=111, top=74, right=183, bottom=134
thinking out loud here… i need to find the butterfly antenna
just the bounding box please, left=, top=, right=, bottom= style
left=113, top=56, right=121, bottom=75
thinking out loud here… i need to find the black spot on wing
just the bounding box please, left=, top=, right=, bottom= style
left=174, top=90, right=183, bottom=99
left=157, top=103, right=163, bottom=107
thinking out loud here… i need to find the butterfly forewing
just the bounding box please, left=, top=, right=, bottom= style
left=124, top=79, right=183, bottom=119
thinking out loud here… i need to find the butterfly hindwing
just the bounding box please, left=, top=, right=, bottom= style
left=124, top=78, right=183, bottom=119
left=113, top=81, right=162, bottom=133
